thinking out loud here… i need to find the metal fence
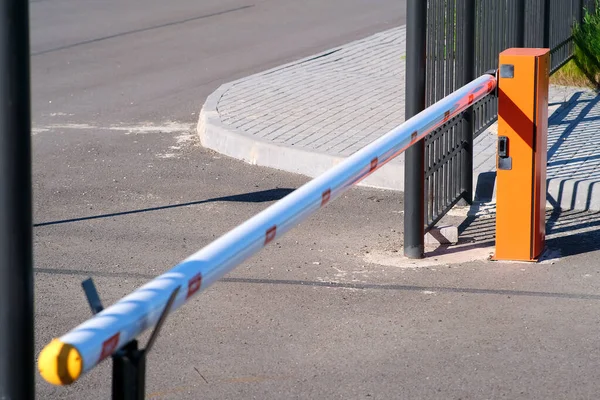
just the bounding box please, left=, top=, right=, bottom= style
left=422, top=0, right=596, bottom=228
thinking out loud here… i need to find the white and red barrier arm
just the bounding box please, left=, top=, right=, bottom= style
left=38, top=74, right=496, bottom=386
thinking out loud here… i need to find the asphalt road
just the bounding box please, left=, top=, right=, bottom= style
left=31, top=0, right=405, bottom=125
left=31, top=0, right=600, bottom=399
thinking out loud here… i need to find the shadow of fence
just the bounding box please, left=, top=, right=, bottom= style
left=458, top=206, right=600, bottom=257
left=546, top=90, right=600, bottom=210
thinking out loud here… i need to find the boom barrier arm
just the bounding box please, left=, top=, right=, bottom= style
left=38, top=74, right=497, bottom=387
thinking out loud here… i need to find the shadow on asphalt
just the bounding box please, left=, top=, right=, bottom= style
left=34, top=188, right=295, bottom=227
left=545, top=208, right=600, bottom=256
left=546, top=91, right=600, bottom=211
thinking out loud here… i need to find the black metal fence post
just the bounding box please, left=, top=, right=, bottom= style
left=460, top=0, right=476, bottom=205
left=404, top=0, right=427, bottom=259
left=0, top=0, right=34, bottom=398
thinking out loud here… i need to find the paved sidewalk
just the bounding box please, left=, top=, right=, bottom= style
left=198, top=26, right=600, bottom=210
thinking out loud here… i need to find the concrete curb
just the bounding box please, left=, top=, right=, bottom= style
left=198, top=84, right=406, bottom=191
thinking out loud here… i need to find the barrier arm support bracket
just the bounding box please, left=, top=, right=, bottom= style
left=82, top=279, right=180, bottom=400
left=484, top=69, right=499, bottom=98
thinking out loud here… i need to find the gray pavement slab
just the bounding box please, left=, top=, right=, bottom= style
left=199, top=26, right=600, bottom=210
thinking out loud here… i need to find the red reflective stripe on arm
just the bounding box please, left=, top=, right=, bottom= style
left=321, top=189, right=331, bottom=206
left=187, top=273, right=202, bottom=299
left=265, top=226, right=277, bottom=245
left=443, top=110, right=450, bottom=122
left=370, top=157, right=378, bottom=172
left=99, top=333, right=120, bottom=362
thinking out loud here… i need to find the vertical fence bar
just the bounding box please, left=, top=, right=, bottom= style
left=495, top=0, right=501, bottom=57
left=434, top=139, right=439, bottom=217
left=0, top=0, right=34, bottom=398
left=525, top=0, right=531, bottom=46
left=543, top=0, right=551, bottom=48
left=507, top=0, right=513, bottom=45
left=452, top=128, right=457, bottom=200
left=435, top=0, right=444, bottom=102
left=516, top=0, right=526, bottom=46
left=446, top=0, right=455, bottom=96
left=533, top=0, right=537, bottom=46
left=447, top=0, right=455, bottom=208
left=404, top=0, right=427, bottom=259
left=426, top=0, right=435, bottom=106
left=461, top=0, right=476, bottom=204
left=476, top=0, right=484, bottom=129
left=424, top=140, right=430, bottom=224
left=486, top=1, right=493, bottom=128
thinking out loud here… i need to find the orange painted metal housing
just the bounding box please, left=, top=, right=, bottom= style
left=494, top=48, right=549, bottom=261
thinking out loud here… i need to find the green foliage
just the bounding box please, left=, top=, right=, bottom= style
left=551, top=59, right=587, bottom=87
left=572, top=0, right=600, bottom=84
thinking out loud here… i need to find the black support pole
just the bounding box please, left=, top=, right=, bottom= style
left=460, top=0, right=476, bottom=205
left=404, top=0, right=427, bottom=259
left=0, top=0, right=34, bottom=398
left=112, top=341, right=147, bottom=400
left=516, top=0, right=526, bottom=47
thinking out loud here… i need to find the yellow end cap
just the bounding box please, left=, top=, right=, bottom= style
left=38, top=339, right=83, bottom=385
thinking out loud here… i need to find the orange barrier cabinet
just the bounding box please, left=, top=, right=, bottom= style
left=494, top=48, right=549, bottom=261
